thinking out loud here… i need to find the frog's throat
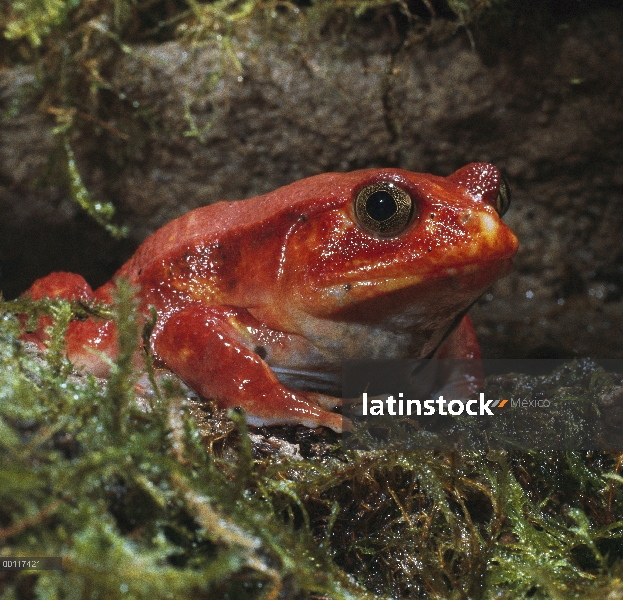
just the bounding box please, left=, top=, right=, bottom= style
left=424, top=301, right=475, bottom=359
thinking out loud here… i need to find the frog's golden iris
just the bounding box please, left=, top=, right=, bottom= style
left=354, top=182, right=414, bottom=237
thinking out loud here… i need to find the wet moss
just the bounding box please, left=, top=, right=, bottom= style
left=0, top=284, right=374, bottom=599
left=3, top=288, right=623, bottom=598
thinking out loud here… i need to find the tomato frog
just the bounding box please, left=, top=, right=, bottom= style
left=21, top=163, right=518, bottom=433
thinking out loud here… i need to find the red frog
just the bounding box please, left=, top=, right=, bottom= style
left=22, top=163, right=518, bottom=433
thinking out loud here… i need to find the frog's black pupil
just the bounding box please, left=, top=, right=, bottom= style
left=366, top=190, right=396, bottom=221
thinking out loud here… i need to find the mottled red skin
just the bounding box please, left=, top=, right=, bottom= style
left=22, top=163, right=518, bottom=433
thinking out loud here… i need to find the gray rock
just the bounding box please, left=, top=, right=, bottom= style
left=1, top=6, right=622, bottom=359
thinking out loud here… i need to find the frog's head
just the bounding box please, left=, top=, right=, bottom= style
left=278, top=163, right=518, bottom=357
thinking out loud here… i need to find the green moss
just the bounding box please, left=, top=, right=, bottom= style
left=4, top=289, right=623, bottom=598
left=3, top=0, right=82, bottom=48
left=63, top=137, right=129, bottom=239
left=0, top=286, right=376, bottom=599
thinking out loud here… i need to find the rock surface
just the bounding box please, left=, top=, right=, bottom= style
left=1, top=4, right=622, bottom=359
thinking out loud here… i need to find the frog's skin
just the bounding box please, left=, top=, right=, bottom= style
left=23, top=163, right=518, bottom=433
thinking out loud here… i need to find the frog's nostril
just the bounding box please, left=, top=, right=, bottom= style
left=494, top=172, right=511, bottom=217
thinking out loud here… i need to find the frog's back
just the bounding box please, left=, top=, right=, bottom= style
left=116, top=171, right=352, bottom=283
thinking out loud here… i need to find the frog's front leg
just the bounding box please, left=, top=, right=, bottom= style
left=153, top=305, right=346, bottom=433
left=433, top=315, right=483, bottom=398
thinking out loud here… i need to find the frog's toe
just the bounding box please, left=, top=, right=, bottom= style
left=310, top=393, right=342, bottom=410
left=299, top=409, right=349, bottom=434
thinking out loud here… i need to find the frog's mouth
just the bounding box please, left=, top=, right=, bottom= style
left=318, top=256, right=514, bottom=320
left=282, top=256, right=513, bottom=369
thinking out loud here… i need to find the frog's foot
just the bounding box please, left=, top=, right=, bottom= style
left=21, top=272, right=119, bottom=377
left=242, top=389, right=347, bottom=433
left=153, top=305, right=347, bottom=433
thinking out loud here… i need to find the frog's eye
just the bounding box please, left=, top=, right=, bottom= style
left=354, top=182, right=414, bottom=236
left=495, top=172, right=511, bottom=217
